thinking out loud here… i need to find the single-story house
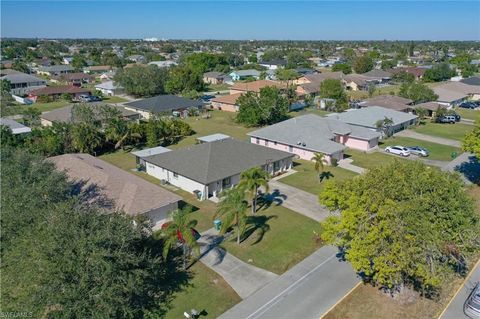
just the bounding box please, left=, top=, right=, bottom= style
left=295, top=72, right=344, bottom=96
left=0, top=118, right=32, bottom=134
left=0, top=72, right=46, bottom=95
left=259, top=59, right=287, bottom=70
left=362, top=69, right=393, bottom=83
left=203, top=71, right=226, bottom=85
left=196, top=133, right=230, bottom=144
left=389, top=67, right=426, bottom=80
left=433, top=82, right=480, bottom=106
left=229, top=69, right=261, bottom=81
left=343, top=74, right=371, bottom=91
left=460, top=76, right=480, bottom=86
left=141, top=138, right=294, bottom=200
left=40, top=103, right=140, bottom=126
left=248, top=114, right=380, bottom=164
left=37, top=65, right=74, bottom=76
left=124, top=95, right=204, bottom=119
left=0, top=69, right=22, bottom=76
left=95, top=81, right=124, bottom=96
left=28, top=85, right=91, bottom=102
left=359, top=95, right=413, bottom=112
left=413, top=101, right=447, bottom=118
left=210, top=93, right=243, bottom=112
left=148, top=61, right=177, bottom=68
left=49, top=153, right=181, bottom=229
left=62, top=57, right=73, bottom=65
left=229, top=80, right=287, bottom=95
left=84, top=65, right=113, bottom=74
left=132, top=146, right=172, bottom=167
left=127, top=55, right=146, bottom=63
left=51, top=72, right=93, bottom=86
left=327, top=106, right=418, bottom=136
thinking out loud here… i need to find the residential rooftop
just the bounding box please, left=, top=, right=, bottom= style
left=124, top=95, right=203, bottom=113
left=327, top=106, right=418, bottom=128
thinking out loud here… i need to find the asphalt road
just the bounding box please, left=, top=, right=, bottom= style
left=440, top=261, right=480, bottom=319
left=218, top=245, right=360, bottom=319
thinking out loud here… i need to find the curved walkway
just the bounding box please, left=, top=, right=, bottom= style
left=395, top=130, right=461, bottom=148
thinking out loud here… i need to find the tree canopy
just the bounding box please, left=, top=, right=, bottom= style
left=463, top=121, right=480, bottom=160
left=319, top=79, right=348, bottom=111
left=399, top=81, right=438, bottom=104
left=353, top=55, right=374, bottom=74
left=114, top=65, right=168, bottom=97
left=332, top=63, right=352, bottom=74
left=320, top=160, right=479, bottom=294
left=423, top=63, right=456, bottom=82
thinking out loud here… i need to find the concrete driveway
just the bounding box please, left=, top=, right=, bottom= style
left=198, top=228, right=278, bottom=299
left=439, top=260, right=480, bottom=319
left=218, top=245, right=361, bottom=319
left=268, top=179, right=331, bottom=222
left=395, top=130, right=462, bottom=148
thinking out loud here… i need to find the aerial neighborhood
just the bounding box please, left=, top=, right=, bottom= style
left=1, top=2, right=480, bottom=318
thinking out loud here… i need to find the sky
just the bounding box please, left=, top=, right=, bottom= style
left=1, top=1, right=479, bottom=40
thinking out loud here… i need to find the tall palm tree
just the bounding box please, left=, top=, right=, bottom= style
left=312, top=153, right=325, bottom=174
left=215, top=188, right=248, bottom=244
left=238, top=167, right=270, bottom=214
left=162, top=206, right=199, bottom=270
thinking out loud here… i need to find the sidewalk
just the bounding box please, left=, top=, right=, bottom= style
left=338, top=158, right=366, bottom=174
left=198, top=228, right=278, bottom=299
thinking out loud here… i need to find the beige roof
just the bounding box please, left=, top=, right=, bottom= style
left=49, top=153, right=181, bottom=216
left=302, top=72, right=344, bottom=85
left=435, top=82, right=480, bottom=95
left=414, top=101, right=446, bottom=111
left=360, top=95, right=412, bottom=112
left=343, top=74, right=369, bottom=86
left=211, top=93, right=243, bottom=105
left=231, top=80, right=287, bottom=93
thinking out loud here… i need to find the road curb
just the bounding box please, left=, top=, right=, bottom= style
left=319, top=281, right=362, bottom=319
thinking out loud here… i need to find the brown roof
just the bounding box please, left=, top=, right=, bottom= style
left=302, top=72, right=344, bottom=85
left=29, top=85, right=91, bottom=96
left=86, top=65, right=112, bottom=71
left=389, top=67, right=426, bottom=78
left=360, top=95, right=412, bottom=112
left=41, top=103, right=139, bottom=124
left=231, top=80, right=287, bottom=93
left=211, top=93, right=243, bottom=105
left=49, top=153, right=181, bottom=216
left=53, top=72, right=93, bottom=81
left=414, top=101, right=446, bottom=111
left=343, top=74, right=369, bottom=87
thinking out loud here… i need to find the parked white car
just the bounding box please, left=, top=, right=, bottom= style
left=385, top=145, right=410, bottom=157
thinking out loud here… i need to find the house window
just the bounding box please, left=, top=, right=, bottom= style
left=273, top=161, right=280, bottom=171
left=256, top=138, right=260, bottom=144
left=265, top=140, right=268, bottom=146
left=288, top=145, right=293, bottom=152
left=173, top=172, right=178, bottom=179
left=274, top=141, right=277, bottom=145
left=222, top=177, right=231, bottom=188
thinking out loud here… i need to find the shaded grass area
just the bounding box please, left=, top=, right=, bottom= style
left=412, top=122, right=473, bottom=141
left=380, top=136, right=461, bottom=161
left=102, top=96, right=129, bottom=103
left=456, top=108, right=480, bottom=122
left=345, top=149, right=407, bottom=170
left=32, top=100, right=71, bottom=112
left=221, top=204, right=323, bottom=275
left=279, top=160, right=358, bottom=195
left=164, top=262, right=241, bottom=319
left=290, top=107, right=332, bottom=118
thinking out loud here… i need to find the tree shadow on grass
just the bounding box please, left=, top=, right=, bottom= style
left=257, top=189, right=287, bottom=211
left=454, top=155, right=480, bottom=185
left=319, top=171, right=334, bottom=182
left=241, top=215, right=277, bottom=245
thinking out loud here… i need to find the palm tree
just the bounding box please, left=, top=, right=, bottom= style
left=311, top=153, right=325, bottom=177
left=162, top=206, right=199, bottom=270
left=215, top=188, right=248, bottom=244
left=238, top=167, right=270, bottom=214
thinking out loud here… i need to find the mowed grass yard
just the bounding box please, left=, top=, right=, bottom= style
left=279, top=160, right=358, bottom=195
left=456, top=107, right=480, bottom=122
left=380, top=136, right=461, bottom=161
left=345, top=149, right=407, bottom=170
left=412, top=122, right=473, bottom=141
left=221, top=204, right=323, bottom=275
left=164, top=262, right=241, bottom=319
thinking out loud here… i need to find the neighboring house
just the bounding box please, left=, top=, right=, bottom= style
left=389, top=67, right=427, bottom=80
left=141, top=138, right=293, bottom=200
left=124, top=95, right=204, bottom=119
left=362, top=69, right=392, bottom=83
left=0, top=60, right=13, bottom=69
left=196, top=133, right=230, bottom=144
left=229, top=80, right=287, bottom=95
left=28, top=85, right=91, bottom=102
left=210, top=93, right=243, bottom=112
left=0, top=69, right=22, bottom=76
left=0, top=72, right=46, bottom=95
left=0, top=118, right=32, bottom=134
left=51, top=72, right=93, bottom=86
left=327, top=106, right=418, bottom=135
left=248, top=114, right=380, bottom=165
left=132, top=146, right=172, bottom=167
left=359, top=95, right=413, bottom=112
left=295, top=72, right=344, bottom=96
left=62, top=57, right=73, bottom=65
left=413, top=101, right=446, bottom=118
left=84, top=65, right=113, bottom=74
left=259, top=59, right=287, bottom=70
left=95, top=81, right=124, bottom=96
left=49, top=153, right=181, bottom=229
left=460, top=76, right=480, bottom=87
left=203, top=71, right=226, bottom=85
left=343, top=74, right=371, bottom=91
left=148, top=60, right=177, bottom=68
left=40, top=103, right=139, bottom=126
left=295, top=68, right=316, bottom=75
left=229, top=69, right=261, bottom=81
left=127, top=55, right=146, bottom=63
left=37, top=65, right=74, bottom=76
left=433, top=82, right=480, bottom=107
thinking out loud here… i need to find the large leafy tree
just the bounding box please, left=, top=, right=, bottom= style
left=238, top=167, right=270, bottom=214
left=463, top=121, right=480, bottom=159
left=319, top=79, right=348, bottom=111
left=332, top=63, right=352, bottom=74
left=423, top=63, right=456, bottom=82
left=114, top=65, right=168, bottom=97
left=215, top=188, right=248, bottom=244
left=353, top=55, right=374, bottom=74
left=320, top=161, right=479, bottom=294
left=165, top=65, right=204, bottom=94
left=399, top=81, right=438, bottom=104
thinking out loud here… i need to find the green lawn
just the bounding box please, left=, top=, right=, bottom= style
left=290, top=107, right=332, bottom=118
left=164, top=262, right=241, bottom=319
left=412, top=122, right=473, bottom=141
left=345, top=149, right=407, bottom=170
left=456, top=108, right=480, bottom=122
left=279, top=160, right=358, bottom=195
left=380, top=136, right=461, bottom=161
left=221, top=204, right=323, bottom=275
left=31, top=101, right=70, bottom=113
left=205, top=83, right=231, bottom=92
left=103, top=96, right=129, bottom=103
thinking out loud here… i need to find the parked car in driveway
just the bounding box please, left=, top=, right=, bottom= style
left=89, top=95, right=102, bottom=102
left=437, top=115, right=457, bottom=124
left=78, top=94, right=92, bottom=102
left=464, top=282, right=480, bottom=319
left=406, top=146, right=429, bottom=157
left=385, top=145, right=410, bottom=157
left=460, top=101, right=478, bottom=109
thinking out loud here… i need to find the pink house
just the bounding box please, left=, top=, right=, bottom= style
left=248, top=114, right=380, bottom=165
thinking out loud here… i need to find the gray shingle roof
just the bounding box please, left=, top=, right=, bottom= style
left=142, top=138, right=294, bottom=184
left=460, top=77, right=480, bottom=86
left=362, top=69, right=392, bottom=78
left=1, top=72, right=46, bottom=84
left=327, top=106, right=418, bottom=128
left=39, top=65, right=74, bottom=72
left=124, top=95, right=203, bottom=113
left=41, top=103, right=138, bottom=124
left=0, top=118, right=31, bottom=134
left=248, top=114, right=380, bottom=155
